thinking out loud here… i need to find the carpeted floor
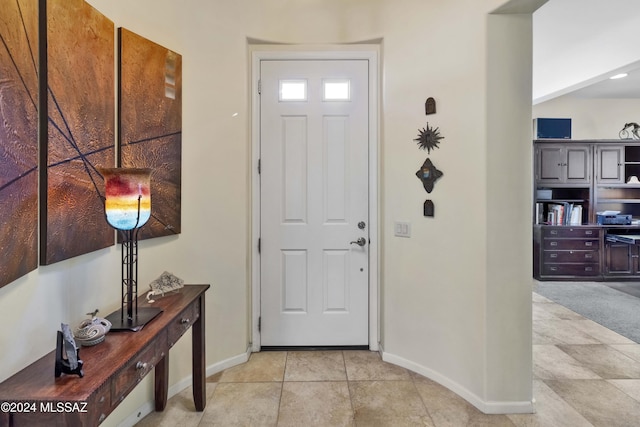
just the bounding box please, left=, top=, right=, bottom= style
left=534, top=281, right=640, bottom=343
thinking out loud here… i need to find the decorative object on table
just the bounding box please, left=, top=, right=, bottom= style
left=416, top=158, right=443, bottom=193
left=74, top=310, right=112, bottom=346
left=425, top=97, right=436, bottom=115
left=423, top=200, right=435, bottom=217
left=146, top=271, right=185, bottom=303
left=55, top=323, right=84, bottom=378
left=628, top=176, right=640, bottom=184
left=101, top=168, right=163, bottom=331
left=619, top=122, right=640, bottom=140
left=414, top=122, right=444, bottom=153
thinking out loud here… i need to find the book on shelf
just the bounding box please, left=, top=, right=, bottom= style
left=541, top=202, right=582, bottom=226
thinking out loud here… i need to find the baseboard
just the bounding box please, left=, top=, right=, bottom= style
left=117, top=346, right=253, bottom=427
left=381, top=349, right=534, bottom=415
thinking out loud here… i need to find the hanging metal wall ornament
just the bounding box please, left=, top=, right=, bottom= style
left=416, top=158, right=443, bottom=193
left=414, top=122, right=444, bottom=153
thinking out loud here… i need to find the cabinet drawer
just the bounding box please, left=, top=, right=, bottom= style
left=543, top=264, right=600, bottom=276
left=168, top=300, right=200, bottom=347
left=93, top=386, right=111, bottom=425
left=111, top=341, right=162, bottom=406
left=543, top=239, right=599, bottom=250
left=543, top=227, right=598, bottom=238
left=543, top=250, right=598, bottom=263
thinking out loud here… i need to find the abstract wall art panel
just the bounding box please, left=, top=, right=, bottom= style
left=40, top=0, right=115, bottom=265
left=119, top=28, right=182, bottom=240
left=0, top=0, right=39, bottom=288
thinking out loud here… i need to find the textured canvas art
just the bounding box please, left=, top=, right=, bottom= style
left=0, top=0, right=39, bottom=288
left=119, top=28, right=182, bottom=240
left=40, top=0, right=115, bottom=264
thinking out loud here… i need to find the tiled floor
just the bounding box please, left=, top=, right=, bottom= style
left=137, top=292, right=640, bottom=426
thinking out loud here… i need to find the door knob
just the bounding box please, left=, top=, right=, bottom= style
left=350, top=237, right=366, bottom=247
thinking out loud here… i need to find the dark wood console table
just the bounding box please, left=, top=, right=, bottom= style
left=0, top=284, right=209, bottom=426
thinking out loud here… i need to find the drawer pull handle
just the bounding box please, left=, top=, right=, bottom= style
left=99, top=414, right=106, bottom=423
left=585, top=267, right=593, bottom=271
left=550, top=254, right=558, bottom=258
left=585, top=254, right=593, bottom=258
left=181, top=318, right=190, bottom=325
left=550, top=230, right=558, bottom=235
left=550, top=242, right=558, bottom=246
left=549, top=267, right=558, bottom=271
left=136, top=361, right=148, bottom=371
left=585, top=230, right=593, bottom=235
left=585, top=242, right=593, bottom=247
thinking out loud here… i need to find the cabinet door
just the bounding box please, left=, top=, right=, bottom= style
left=605, top=242, right=635, bottom=275
left=565, top=146, right=590, bottom=184
left=537, top=146, right=564, bottom=183
left=597, top=146, right=624, bottom=183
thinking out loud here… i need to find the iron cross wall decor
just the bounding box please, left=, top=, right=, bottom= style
left=413, top=97, right=443, bottom=217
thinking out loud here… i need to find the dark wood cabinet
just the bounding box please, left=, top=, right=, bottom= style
left=534, top=226, right=601, bottom=280
left=536, top=144, right=590, bottom=184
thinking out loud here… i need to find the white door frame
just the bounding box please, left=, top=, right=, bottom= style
left=250, top=46, right=380, bottom=351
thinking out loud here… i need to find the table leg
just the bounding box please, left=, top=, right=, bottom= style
left=154, top=352, right=169, bottom=411
left=192, top=294, right=206, bottom=411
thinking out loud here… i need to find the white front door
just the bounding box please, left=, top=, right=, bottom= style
left=260, top=59, right=370, bottom=346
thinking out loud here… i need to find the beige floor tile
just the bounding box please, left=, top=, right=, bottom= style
left=545, top=379, right=640, bottom=427
left=219, top=351, right=286, bottom=382
left=284, top=351, right=347, bottom=381
left=349, top=380, right=433, bottom=426
left=344, top=350, right=411, bottom=381
left=533, top=345, right=601, bottom=380
left=533, top=320, right=603, bottom=345
left=566, top=320, right=635, bottom=344
left=507, top=380, right=593, bottom=427
left=532, top=292, right=553, bottom=303
left=136, top=383, right=218, bottom=427
left=199, top=382, right=282, bottom=426
left=533, top=302, right=585, bottom=321
left=611, top=344, right=640, bottom=363
left=412, top=376, right=515, bottom=427
left=558, top=344, right=640, bottom=379
left=608, top=379, right=640, bottom=403
left=277, top=381, right=354, bottom=426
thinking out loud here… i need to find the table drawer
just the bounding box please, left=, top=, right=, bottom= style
left=543, top=250, right=598, bottom=263
left=542, top=263, right=600, bottom=276
left=111, top=340, right=162, bottom=406
left=543, top=227, right=598, bottom=238
left=543, top=239, right=599, bottom=250
left=168, top=299, right=200, bottom=347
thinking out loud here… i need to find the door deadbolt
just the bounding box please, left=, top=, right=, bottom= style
left=358, top=221, right=366, bottom=230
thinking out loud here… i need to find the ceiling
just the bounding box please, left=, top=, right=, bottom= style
left=565, top=68, right=640, bottom=99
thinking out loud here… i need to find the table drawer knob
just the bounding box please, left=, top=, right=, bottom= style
left=136, top=361, right=149, bottom=370
left=181, top=318, right=190, bottom=325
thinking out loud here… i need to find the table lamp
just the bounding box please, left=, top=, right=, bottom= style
left=101, top=168, right=162, bottom=331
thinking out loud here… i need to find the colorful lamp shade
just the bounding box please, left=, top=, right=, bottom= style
left=102, top=168, right=151, bottom=230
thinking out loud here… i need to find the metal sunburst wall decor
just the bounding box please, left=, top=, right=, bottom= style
left=414, top=122, right=444, bottom=153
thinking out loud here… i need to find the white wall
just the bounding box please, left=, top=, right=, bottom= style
left=533, top=97, right=640, bottom=139
left=0, top=0, right=536, bottom=424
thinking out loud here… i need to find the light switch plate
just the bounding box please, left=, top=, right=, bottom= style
left=394, top=221, right=411, bottom=238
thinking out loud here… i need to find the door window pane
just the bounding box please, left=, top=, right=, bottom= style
left=323, top=79, right=350, bottom=101
left=280, top=80, right=307, bottom=101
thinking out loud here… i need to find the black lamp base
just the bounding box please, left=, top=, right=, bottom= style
left=105, top=307, right=163, bottom=332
